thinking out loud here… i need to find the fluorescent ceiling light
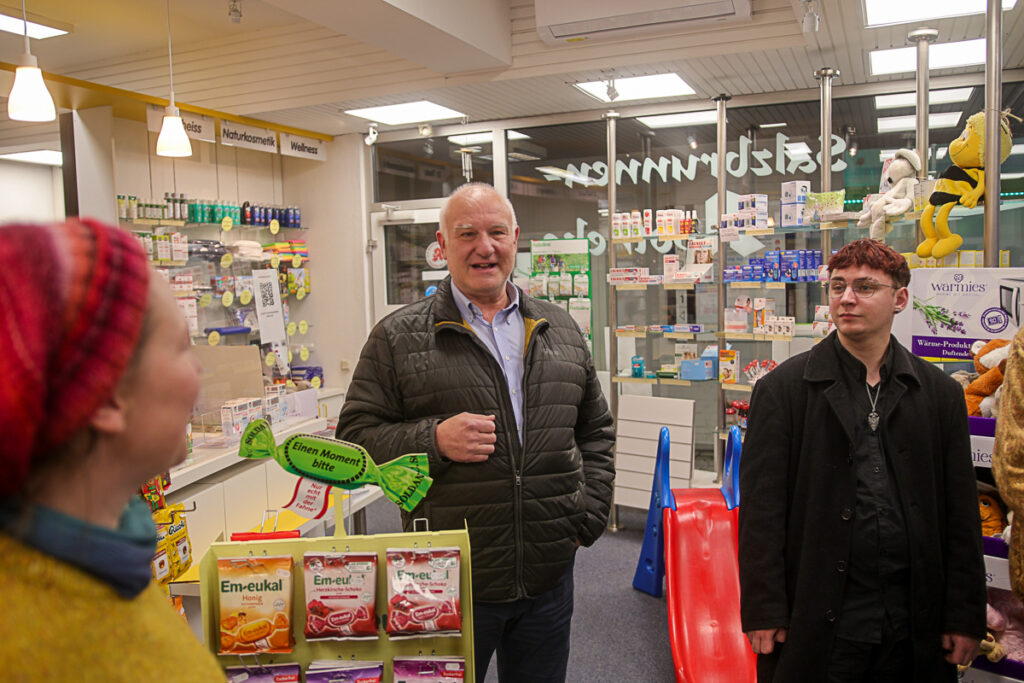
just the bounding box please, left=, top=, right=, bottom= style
left=345, top=101, right=466, bottom=126
left=1002, top=172, right=1024, bottom=180
left=877, top=111, right=962, bottom=132
left=1011, top=144, right=1024, bottom=156
left=864, top=0, right=1017, bottom=27
left=879, top=149, right=898, bottom=161
left=870, top=39, right=986, bottom=76
left=758, top=122, right=787, bottom=129
left=573, top=73, right=696, bottom=103
left=0, top=150, right=62, bottom=165
left=536, top=165, right=597, bottom=186
left=637, top=109, right=718, bottom=129
left=784, top=142, right=812, bottom=156
left=446, top=131, right=528, bottom=145
left=0, top=13, right=68, bottom=39
left=874, top=87, right=974, bottom=109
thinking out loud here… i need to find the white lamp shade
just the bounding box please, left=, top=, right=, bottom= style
left=8, top=65, right=56, bottom=122
left=156, top=111, right=192, bottom=157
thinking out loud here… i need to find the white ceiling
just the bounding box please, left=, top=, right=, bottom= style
left=0, top=0, right=1022, bottom=148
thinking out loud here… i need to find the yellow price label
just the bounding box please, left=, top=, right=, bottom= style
left=300, top=346, right=310, bottom=362
left=220, top=253, right=234, bottom=268
left=286, top=379, right=296, bottom=389
left=296, top=288, right=307, bottom=301
left=269, top=219, right=280, bottom=235
left=287, top=322, right=297, bottom=336
left=311, top=376, right=321, bottom=389
left=207, top=331, right=221, bottom=346
left=292, top=254, right=303, bottom=268
left=221, top=291, right=234, bottom=307
left=270, top=255, right=280, bottom=269
left=199, top=293, right=213, bottom=308
left=298, top=320, right=309, bottom=335
left=239, top=289, right=252, bottom=305
left=221, top=216, right=233, bottom=231
left=265, top=352, right=276, bottom=367
left=287, top=350, right=294, bottom=363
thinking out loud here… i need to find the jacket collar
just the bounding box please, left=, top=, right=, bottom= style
left=803, top=331, right=921, bottom=388
left=432, top=276, right=543, bottom=327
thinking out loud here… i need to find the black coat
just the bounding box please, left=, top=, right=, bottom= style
left=738, top=333, right=985, bottom=682
left=337, top=277, right=615, bottom=602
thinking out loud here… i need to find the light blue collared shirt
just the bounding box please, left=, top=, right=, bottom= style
left=451, top=281, right=525, bottom=444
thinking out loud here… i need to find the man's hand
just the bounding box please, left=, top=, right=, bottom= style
left=436, top=413, right=496, bottom=463
left=746, top=628, right=787, bottom=655
left=942, top=632, right=980, bottom=666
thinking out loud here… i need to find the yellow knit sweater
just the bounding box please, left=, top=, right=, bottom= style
left=0, top=533, right=224, bottom=682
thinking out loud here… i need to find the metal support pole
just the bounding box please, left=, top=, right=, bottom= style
left=984, top=0, right=1002, bottom=267
left=815, top=67, right=838, bottom=301
left=909, top=29, right=938, bottom=179
left=605, top=110, right=621, bottom=532
left=713, top=93, right=729, bottom=484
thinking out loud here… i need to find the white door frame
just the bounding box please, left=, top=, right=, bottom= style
left=368, top=202, right=445, bottom=324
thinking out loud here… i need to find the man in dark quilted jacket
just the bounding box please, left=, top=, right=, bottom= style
left=338, top=182, right=615, bottom=683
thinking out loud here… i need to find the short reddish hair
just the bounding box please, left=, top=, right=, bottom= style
left=827, top=238, right=910, bottom=289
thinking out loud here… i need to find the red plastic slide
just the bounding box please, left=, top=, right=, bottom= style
left=663, top=487, right=756, bottom=683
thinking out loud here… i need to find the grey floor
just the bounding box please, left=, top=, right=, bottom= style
left=363, top=498, right=677, bottom=682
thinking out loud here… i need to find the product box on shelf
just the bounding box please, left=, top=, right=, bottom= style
left=630, top=210, right=642, bottom=238
left=737, top=194, right=768, bottom=213
left=781, top=180, right=810, bottom=204
left=220, top=398, right=252, bottom=438
left=735, top=210, right=768, bottom=230
left=679, top=345, right=718, bottom=380
left=719, top=349, right=739, bottom=383
left=780, top=204, right=804, bottom=228
left=642, top=209, right=654, bottom=237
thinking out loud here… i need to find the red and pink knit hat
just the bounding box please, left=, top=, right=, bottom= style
left=0, top=218, right=150, bottom=496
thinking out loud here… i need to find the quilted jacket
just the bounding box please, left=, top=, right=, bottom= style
left=337, top=276, right=615, bottom=602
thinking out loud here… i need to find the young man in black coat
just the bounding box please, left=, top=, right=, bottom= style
left=738, top=238, right=985, bottom=682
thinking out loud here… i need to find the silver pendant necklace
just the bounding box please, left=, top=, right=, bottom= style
left=866, top=382, right=881, bottom=432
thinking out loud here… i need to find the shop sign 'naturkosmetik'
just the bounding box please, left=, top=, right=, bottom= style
left=280, top=133, right=327, bottom=161
left=220, top=121, right=278, bottom=154
left=145, top=105, right=214, bottom=142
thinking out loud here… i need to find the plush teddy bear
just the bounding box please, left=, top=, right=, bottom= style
left=858, top=148, right=921, bottom=241
left=988, top=588, right=1024, bottom=663
left=965, top=338, right=1011, bottom=417
left=917, top=110, right=1015, bottom=259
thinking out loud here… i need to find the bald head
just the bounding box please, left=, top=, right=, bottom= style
left=439, top=183, right=518, bottom=237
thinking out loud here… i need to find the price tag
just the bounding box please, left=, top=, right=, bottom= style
left=288, top=350, right=294, bottom=363
left=300, top=346, right=310, bottom=362
left=270, top=255, right=280, bottom=269
left=311, top=377, right=321, bottom=389
left=296, top=288, right=307, bottom=300
left=221, top=216, right=233, bottom=231
left=287, top=322, right=297, bottom=336
left=222, top=290, right=234, bottom=307
left=265, top=351, right=276, bottom=367
left=719, top=226, right=740, bottom=243
left=220, top=253, right=234, bottom=269
left=292, top=254, right=303, bottom=268
left=298, top=320, right=309, bottom=335
left=239, top=289, right=252, bottom=305
left=269, top=219, right=280, bottom=235
left=199, top=293, right=213, bottom=308
left=207, top=331, right=221, bottom=346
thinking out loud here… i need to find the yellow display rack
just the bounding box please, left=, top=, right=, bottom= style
left=198, top=511, right=475, bottom=683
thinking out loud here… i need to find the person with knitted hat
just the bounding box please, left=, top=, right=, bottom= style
left=0, top=219, right=223, bottom=680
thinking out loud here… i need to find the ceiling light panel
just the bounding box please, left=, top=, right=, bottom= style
left=874, top=87, right=974, bottom=109
left=446, top=131, right=529, bottom=145
left=863, top=0, right=1017, bottom=27
left=876, top=111, right=963, bottom=132
left=345, top=101, right=466, bottom=126
left=573, top=74, right=695, bottom=103
left=869, top=39, right=987, bottom=76
left=0, top=150, right=62, bottom=165
left=637, top=110, right=718, bottom=129
left=758, top=122, right=788, bottom=129
left=0, top=13, right=67, bottom=39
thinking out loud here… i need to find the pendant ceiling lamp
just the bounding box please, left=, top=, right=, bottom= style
left=156, top=0, right=191, bottom=157
left=7, top=0, right=56, bottom=122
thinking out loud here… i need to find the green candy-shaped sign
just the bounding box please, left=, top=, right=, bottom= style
left=239, top=419, right=432, bottom=512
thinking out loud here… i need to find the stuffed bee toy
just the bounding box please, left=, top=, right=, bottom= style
left=917, top=110, right=1015, bottom=260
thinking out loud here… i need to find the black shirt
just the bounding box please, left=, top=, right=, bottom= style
left=832, top=336, right=911, bottom=643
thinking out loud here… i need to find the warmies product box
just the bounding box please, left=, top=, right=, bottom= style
left=781, top=180, right=811, bottom=204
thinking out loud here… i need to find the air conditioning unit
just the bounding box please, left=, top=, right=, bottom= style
left=535, top=0, right=752, bottom=46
